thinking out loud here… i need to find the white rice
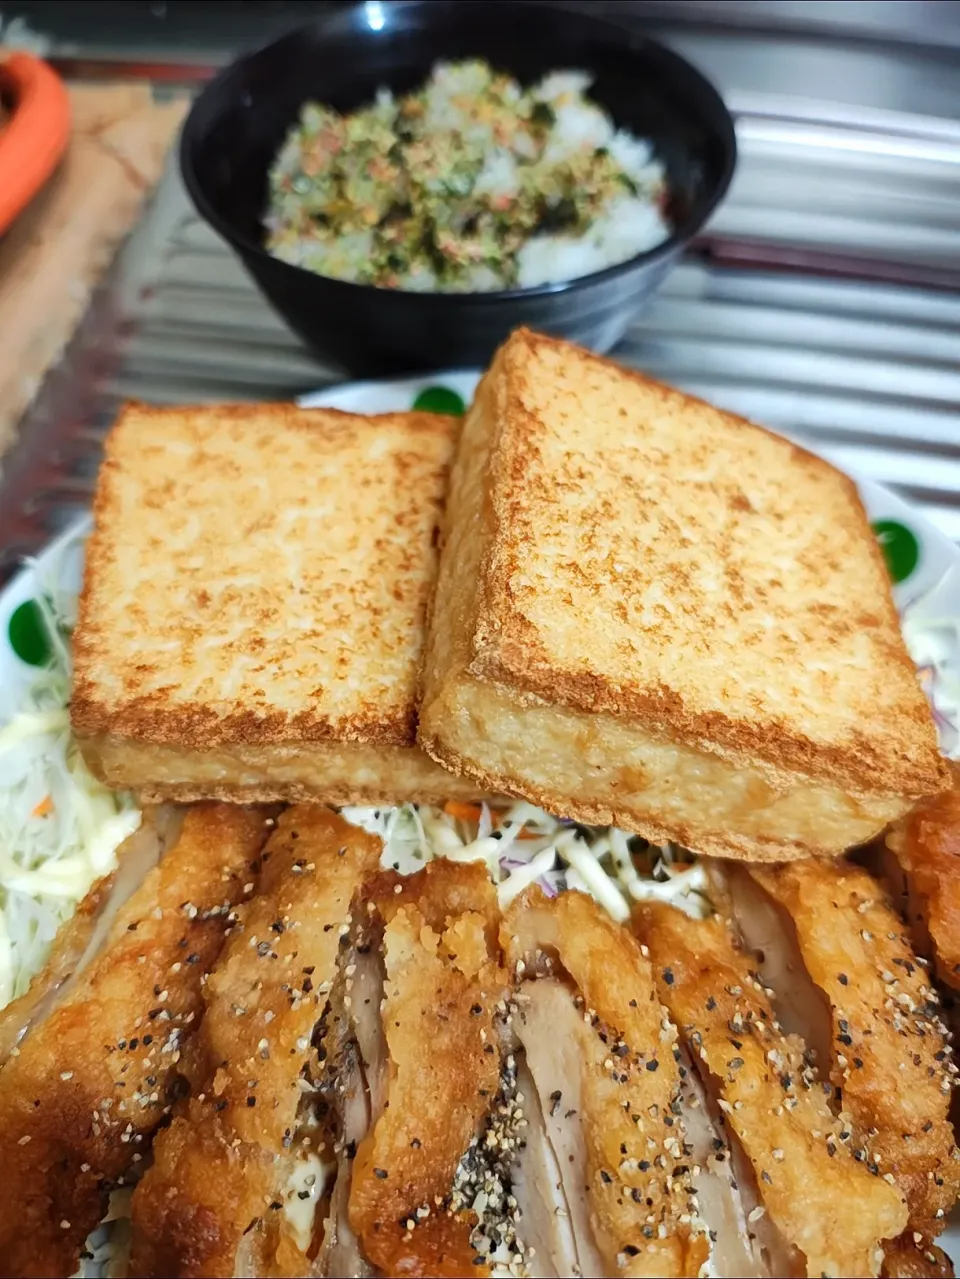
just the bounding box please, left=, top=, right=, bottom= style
left=541, top=99, right=614, bottom=165
left=267, top=62, right=671, bottom=291
left=608, top=128, right=660, bottom=184
left=473, top=148, right=522, bottom=200
left=533, top=70, right=594, bottom=102
left=517, top=194, right=670, bottom=289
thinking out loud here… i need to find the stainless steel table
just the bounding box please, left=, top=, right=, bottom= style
left=1, top=1, right=959, bottom=579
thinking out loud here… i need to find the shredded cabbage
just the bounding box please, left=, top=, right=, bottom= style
left=340, top=799, right=710, bottom=921
left=900, top=564, right=960, bottom=759
left=74, top=1189, right=133, bottom=1279
left=0, top=538, right=140, bottom=1011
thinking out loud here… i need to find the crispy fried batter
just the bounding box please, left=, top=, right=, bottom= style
left=347, top=863, right=506, bottom=1278
left=676, top=1052, right=767, bottom=1278
left=503, top=888, right=707, bottom=1279
left=128, top=1107, right=278, bottom=1277
left=364, top=858, right=501, bottom=947
left=129, top=807, right=382, bottom=1278
left=882, top=1236, right=955, bottom=1279
left=886, top=763, right=960, bottom=996
left=635, top=902, right=908, bottom=1278
left=0, top=809, right=180, bottom=1065
left=0, top=804, right=269, bottom=1279
left=748, top=862, right=960, bottom=1251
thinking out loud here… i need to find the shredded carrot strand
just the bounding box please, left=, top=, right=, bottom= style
left=31, top=794, right=53, bottom=818
left=443, top=800, right=483, bottom=823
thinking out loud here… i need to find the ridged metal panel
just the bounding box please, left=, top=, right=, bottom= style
left=2, top=96, right=960, bottom=579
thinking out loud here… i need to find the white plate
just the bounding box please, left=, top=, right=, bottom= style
left=1, top=371, right=959, bottom=1265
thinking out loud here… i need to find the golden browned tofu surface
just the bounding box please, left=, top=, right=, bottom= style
left=419, top=329, right=946, bottom=859
left=71, top=401, right=476, bottom=806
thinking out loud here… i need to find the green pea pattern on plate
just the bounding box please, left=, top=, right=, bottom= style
left=873, top=519, right=920, bottom=585
left=412, top=385, right=466, bottom=416
left=7, top=599, right=53, bottom=667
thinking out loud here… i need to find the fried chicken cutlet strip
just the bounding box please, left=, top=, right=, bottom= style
left=0, top=809, right=184, bottom=1065
left=882, top=1237, right=956, bottom=1279
left=129, top=807, right=382, bottom=1279
left=315, top=869, right=486, bottom=1279
left=745, top=862, right=960, bottom=1262
left=347, top=862, right=506, bottom=1278
left=0, top=827, right=155, bottom=1063
left=503, top=888, right=707, bottom=1279
left=635, top=902, right=908, bottom=1279
left=0, top=804, right=270, bottom=1279
left=886, top=763, right=960, bottom=997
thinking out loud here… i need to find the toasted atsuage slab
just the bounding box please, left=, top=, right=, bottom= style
left=72, top=401, right=477, bottom=805
left=419, top=329, right=946, bottom=859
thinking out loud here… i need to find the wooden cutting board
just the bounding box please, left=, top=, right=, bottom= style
left=0, top=80, right=187, bottom=462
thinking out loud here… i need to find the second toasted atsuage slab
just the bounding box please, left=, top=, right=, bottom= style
left=419, top=329, right=947, bottom=859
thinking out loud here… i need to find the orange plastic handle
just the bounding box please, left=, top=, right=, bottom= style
left=0, top=51, right=71, bottom=236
